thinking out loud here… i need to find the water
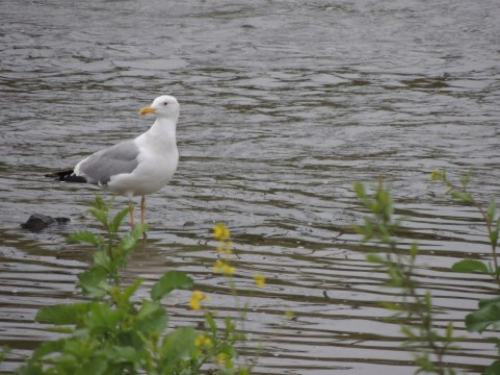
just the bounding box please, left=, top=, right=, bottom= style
left=1, top=0, right=500, bottom=373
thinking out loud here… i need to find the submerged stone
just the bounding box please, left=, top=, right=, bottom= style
left=21, top=214, right=70, bottom=231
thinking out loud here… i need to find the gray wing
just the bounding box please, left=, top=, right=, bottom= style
left=76, top=140, right=140, bottom=186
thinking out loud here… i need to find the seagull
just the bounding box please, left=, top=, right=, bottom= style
left=45, top=95, right=180, bottom=232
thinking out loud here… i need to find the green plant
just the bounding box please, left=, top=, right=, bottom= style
left=1, top=345, right=10, bottom=364
left=16, top=197, right=250, bottom=375
left=355, top=171, right=500, bottom=374
left=431, top=169, right=500, bottom=285
left=431, top=169, right=500, bottom=373
left=354, top=180, right=458, bottom=375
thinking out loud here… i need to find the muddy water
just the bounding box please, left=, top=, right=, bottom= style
left=1, top=0, right=500, bottom=373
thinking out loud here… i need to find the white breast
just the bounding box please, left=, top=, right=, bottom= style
left=106, top=132, right=179, bottom=198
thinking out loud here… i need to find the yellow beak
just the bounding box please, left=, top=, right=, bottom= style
left=139, top=106, right=156, bottom=115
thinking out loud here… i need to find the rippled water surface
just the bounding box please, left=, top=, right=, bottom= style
left=1, top=0, right=500, bottom=373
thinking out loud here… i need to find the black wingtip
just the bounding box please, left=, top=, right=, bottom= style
left=45, top=170, right=87, bottom=183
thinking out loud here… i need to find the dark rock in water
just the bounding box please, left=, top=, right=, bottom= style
left=21, top=214, right=70, bottom=231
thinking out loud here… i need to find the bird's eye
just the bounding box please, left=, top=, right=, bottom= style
left=163, top=102, right=168, bottom=106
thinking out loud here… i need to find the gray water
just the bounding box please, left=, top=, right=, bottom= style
left=1, top=0, right=500, bottom=373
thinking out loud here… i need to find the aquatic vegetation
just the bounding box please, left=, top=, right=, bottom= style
left=432, top=169, right=500, bottom=373
left=14, top=197, right=254, bottom=375
left=4, top=171, right=499, bottom=374
left=355, top=171, right=500, bottom=375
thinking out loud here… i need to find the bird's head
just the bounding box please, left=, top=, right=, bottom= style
left=139, top=95, right=180, bottom=120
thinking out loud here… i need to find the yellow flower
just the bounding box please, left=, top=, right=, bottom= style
left=430, top=168, right=442, bottom=181
left=224, top=264, right=235, bottom=275
left=189, top=290, right=209, bottom=310
left=195, top=334, right=212, bottom=347
left=253, top=274, right=266, bottom=288
left=213, top=222, right=230, bottom=241
left=213, top=260, right=235, bottom=275
left=216, top=352, right=229, bottom=366
left=213, top=259, right=224, bottom=272
left=217, top=244, right=233, bottom=254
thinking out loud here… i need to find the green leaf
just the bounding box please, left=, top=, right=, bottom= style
left=151, top=271, right=194, bottom=301
left=36, top=302, right=93, bottom=325
left=415, top=354, right=437, bottom=371
left=409, top=242, right=418, bottom=258
left=449, top=191, right=472, bottom=203
left=445, top=321, right=454, bottom=340
left=160, top=327, right=198, bottom=368
left=377, top=222, right=389, bottom=237
left=459, top=171, right=471, bottom=188
left=430, top=168, right=443, bottom=181
left=119, top=234, right=139, bottom=253
left=67, top=230, right=100, bottom=246
left=423, top=291, right=432, bottom=310
left=111, top=207, right=130, bottom=233
left=353, top=182, right=366, bottom=199
left=386, top=267, right=403, bottom=287
left=78, top=266, right=111, bottom=298
left=485, top=360, right=500, bottom=375
left=400, top=325, right=416, bottom=339
left=0, top=345, right=10, bottom=361
left=89, top=208, right=109, bottom=227
left=205, top=313, right=218, bottom=336
left=61, top=337, right=98, bottom=358
left=31, top=339, right=66, bottom=361
left=224, top=316, right=236, bottom=334
left=362, top=219, right=373, bottom=241
left=91, top=195, right=108, bottom=210
left=46, top=326, right=76, bottom=334
left=490, top=229, right=499, bottom=248
left=379, top=301, right=403, bottom=311
left=366, top=253, right=385, bottom=264
left=93, top=251, right=113, bottom=271
left=122, top=277, right=144, bottom=302
left=451, top=259, right=489, bottom=274
left=80, top=357, right=108, bottom=375
left=478, top=296, right=500, bottom=309
left=486, top=199, right=497, bottom=225
left=135, top=300, right=168, bottom=334
left=465, top=301, right=500, bottom=333
left=99, top=346, right=138, bottom=364
left=84, top=303, right=121, bottom=334
left=130, top=223, right=148, bottom=240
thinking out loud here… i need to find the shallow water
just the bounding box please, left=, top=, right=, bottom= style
left=1, top=0, right=500, bottom=373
